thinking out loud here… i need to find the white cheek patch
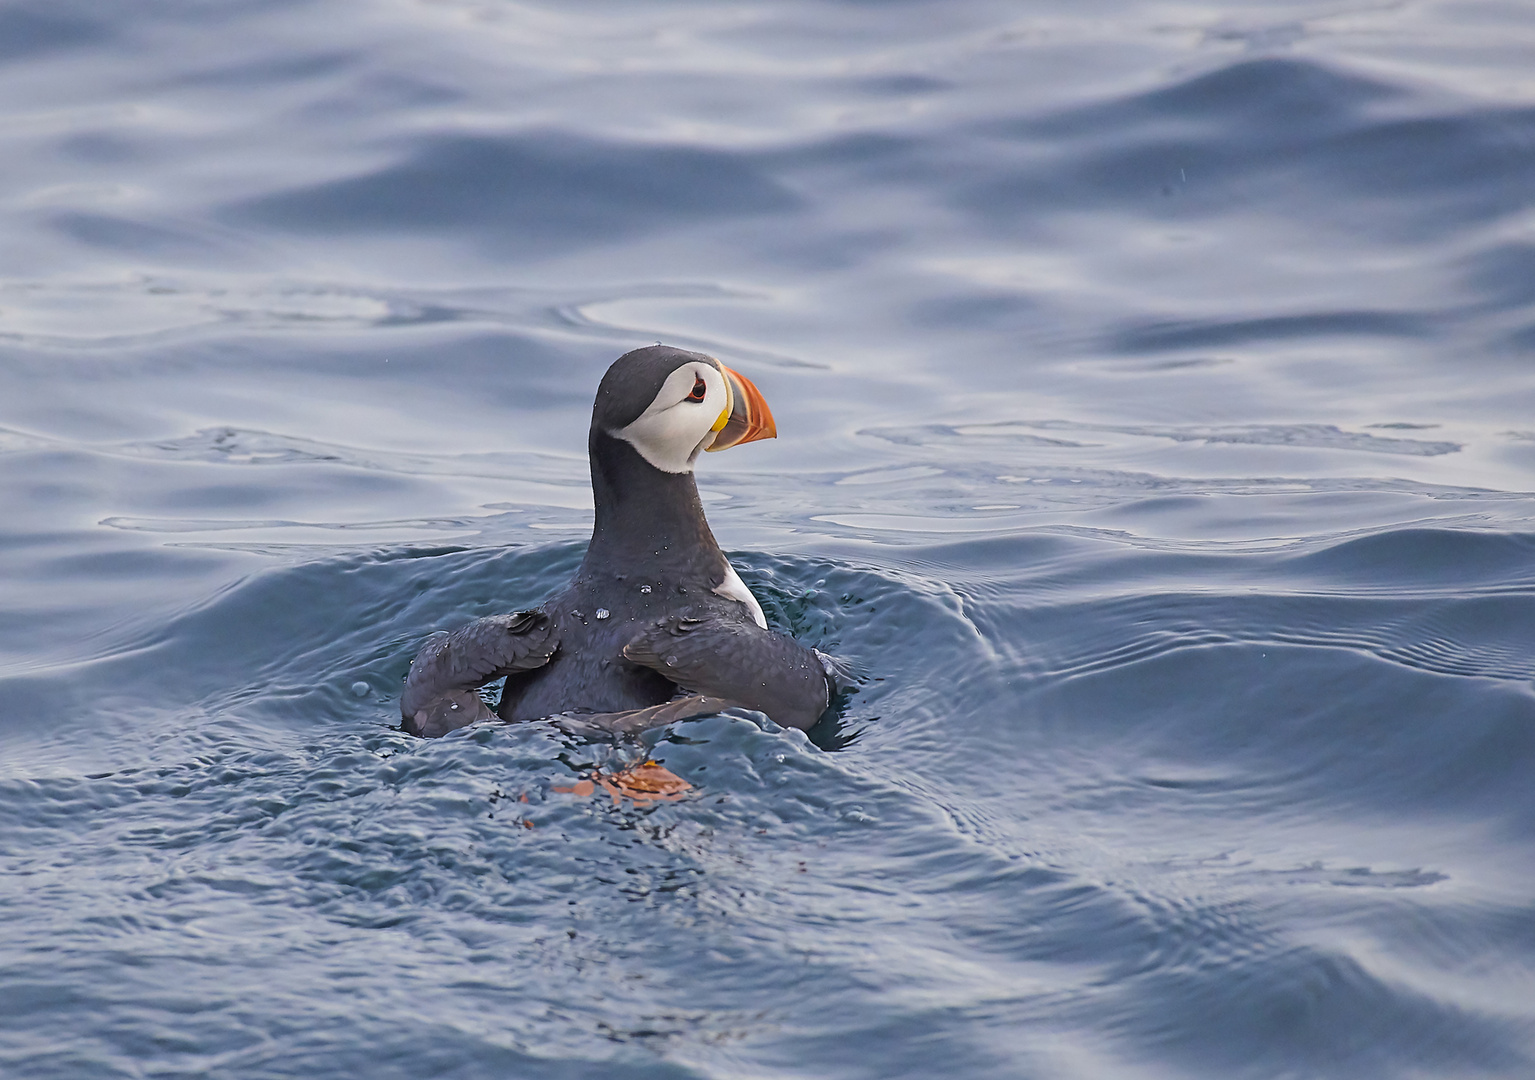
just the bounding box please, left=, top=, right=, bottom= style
left=612, top=362, right=728, bottom=474
left=715, top=561, right=768, bottom=628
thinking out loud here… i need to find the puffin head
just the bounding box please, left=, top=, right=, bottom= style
left=593, top=345, right=776, bottom=474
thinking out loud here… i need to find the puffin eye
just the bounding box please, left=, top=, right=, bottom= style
left=686, top=375, right=707, bottom=403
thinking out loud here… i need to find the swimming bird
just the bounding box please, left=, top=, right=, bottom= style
left=400, top=345, right=835, bottom=738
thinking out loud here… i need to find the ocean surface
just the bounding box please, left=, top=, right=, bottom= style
left=2, top=1, right=1534, bottom=1076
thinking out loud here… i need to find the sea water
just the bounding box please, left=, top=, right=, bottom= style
left=2, top=2, right=1534, bottom=1077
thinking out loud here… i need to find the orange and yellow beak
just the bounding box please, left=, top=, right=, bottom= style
left=706, top=363, right=777, bottom=451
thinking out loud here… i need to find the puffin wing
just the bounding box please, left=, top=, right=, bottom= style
left=622, top=615, right=831, bottom=730
left=401, top=610, right=558, bottom=737
left=552, top=694, right=739, bottom=738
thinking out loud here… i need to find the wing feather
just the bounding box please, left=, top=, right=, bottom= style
left=401, top=611, right=558, bottom=737
left=622, top=614, right=831, bottom=730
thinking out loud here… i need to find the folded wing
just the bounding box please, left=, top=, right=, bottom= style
left=622, top=614, right=832, bottom=730
left=401, top=611, right=558, bottom=737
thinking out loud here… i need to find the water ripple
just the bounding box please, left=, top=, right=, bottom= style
left=4, top=3, right=1535, bottom=1078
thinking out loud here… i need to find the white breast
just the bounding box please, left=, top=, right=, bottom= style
left=715, top=561, right=768, bottom=628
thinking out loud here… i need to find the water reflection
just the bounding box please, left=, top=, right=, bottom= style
left=1, top=1, right=1534, bottom=1077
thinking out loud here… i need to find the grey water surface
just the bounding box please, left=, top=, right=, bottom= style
left=2, top=1, right=1534, bottom=1077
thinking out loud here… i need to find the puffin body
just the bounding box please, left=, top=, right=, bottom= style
left=400, top=346, right=833, bottom=738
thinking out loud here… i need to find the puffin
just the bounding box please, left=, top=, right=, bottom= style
left=399, top=345, right=835, bottom=738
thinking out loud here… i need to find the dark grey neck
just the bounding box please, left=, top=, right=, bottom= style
left=579, top=429, right=723, bottom=580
